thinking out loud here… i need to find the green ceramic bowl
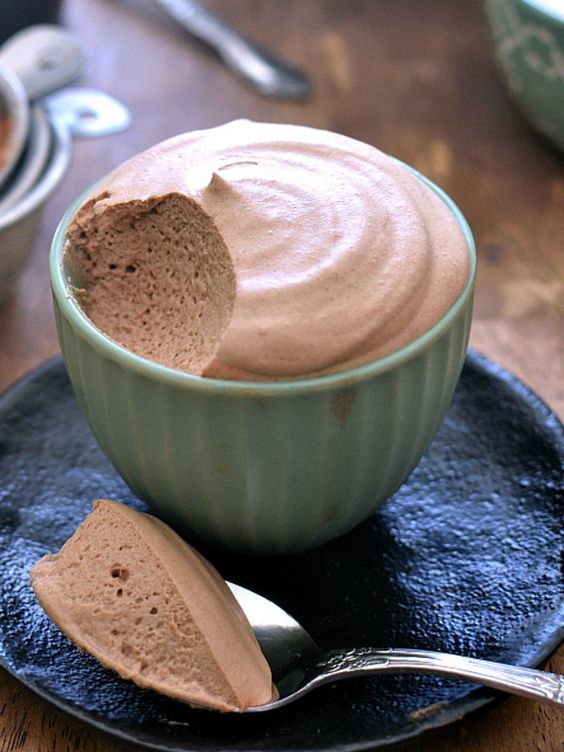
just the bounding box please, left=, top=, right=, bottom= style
left=50, top=168, right=476, bottom=555
left=486, top=0, right=564, bottom=151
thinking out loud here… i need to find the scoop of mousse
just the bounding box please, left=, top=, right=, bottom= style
left=65, top=120, right=471, bottom=379
left=30, top=500, right=275, bottom=712
left=65, top=191, right=236, bottom=374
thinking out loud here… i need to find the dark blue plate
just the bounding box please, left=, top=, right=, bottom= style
left=0, top=351, right=562, bottom=751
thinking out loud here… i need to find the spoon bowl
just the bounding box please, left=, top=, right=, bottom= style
left=0, top=24, right=84, bottom=193
left=228, top=583, right=564, bottom=712
left=0, top=104, right=51, bottom=214
left=0, top=111, right=71, bottom=302
left=0, top=66, right=28, bottom=190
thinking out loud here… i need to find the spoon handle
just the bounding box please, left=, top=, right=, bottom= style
left=314, top=648, right=564, bottom=707
left=151, top=0, right=310, bottom=99
left=0, top=25, right=84, bottom=100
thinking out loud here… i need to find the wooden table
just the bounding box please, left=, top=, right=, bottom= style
left=0, top=1, right=562, bottom=750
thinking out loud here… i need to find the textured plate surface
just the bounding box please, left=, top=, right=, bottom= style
left=0, top=351, right=562, bottom=751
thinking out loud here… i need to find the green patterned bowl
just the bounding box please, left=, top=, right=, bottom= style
left=486, top=0, right=564, bottom=151
left=50, top=168, right=476, bottom=555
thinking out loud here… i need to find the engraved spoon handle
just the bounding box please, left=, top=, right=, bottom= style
left=308, top=648, right=564, bottom=707
left=151, top=0, right=310, bottom=99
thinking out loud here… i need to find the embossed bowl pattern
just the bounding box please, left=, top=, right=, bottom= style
left=486, top=0, right=564, bottom=151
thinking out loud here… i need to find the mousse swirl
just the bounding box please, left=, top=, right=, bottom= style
left=67, top=120, right=471, bottom=379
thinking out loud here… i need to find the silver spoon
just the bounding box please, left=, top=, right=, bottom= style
left=228, top=583, right=564, bottom=712
left=151, top=0, right=310, bottom=99
left=0, top=24, right=84, bottom=190
left=0, top=105, right=50, bottom=214
left=0, top=24, right=84, bottom=101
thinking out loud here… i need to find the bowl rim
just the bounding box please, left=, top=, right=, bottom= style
left=0, top=105, right=52, bottom=215
left=0, top=66, right=29, bottom=190
left=520, top=0, right=564, bottom=24
left=50, top=162, right=477, bottom=397
left=0, top=113, right=71, bottom=230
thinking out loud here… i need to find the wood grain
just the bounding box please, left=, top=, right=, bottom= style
left=0, top=1, right=562, bottom=750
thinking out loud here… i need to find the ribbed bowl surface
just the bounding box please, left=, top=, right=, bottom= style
left=51, top=170, right=476, bottom=554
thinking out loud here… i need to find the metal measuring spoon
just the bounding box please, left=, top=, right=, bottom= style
left=0, top=88, right=131, bottom=219
left=152, top=0, right=311, bottom=99
left=0, top=24, right=84, bottom=100
left=0, top=105, right=50, bottom=214
left=228, top=583, right=564, bottom=712
left=0, top=67, right=28, bottom=191
left=0, top=24, right=84, bottom=190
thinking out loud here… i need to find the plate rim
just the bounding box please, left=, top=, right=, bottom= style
left=0, top=349, right=562, bottom=751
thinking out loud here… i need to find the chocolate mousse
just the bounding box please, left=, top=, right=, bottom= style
left=65, top=120, right=471, bottom=379
left=66, top=192, right=236, bottom=374
left=30, top=500, right=275, bottom=711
